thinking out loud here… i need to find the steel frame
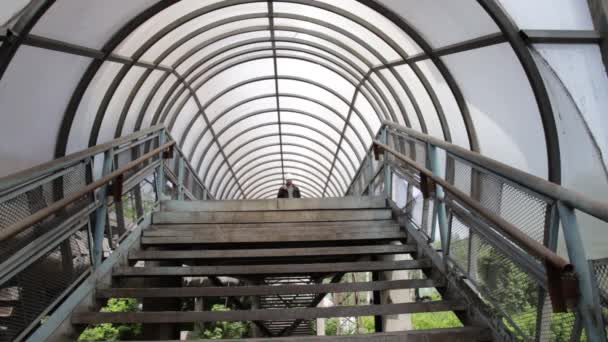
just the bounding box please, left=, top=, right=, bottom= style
left=209, top=119, right=351, bottom=195
left=220, top=142, right=351, bottom=199
left=216, top=133, right=353, bottom=199
left=236, top=157, right=344, bottom=196
left=189, top=93, right=368, bottom=177
left=0, top=0, right=565, bottom=201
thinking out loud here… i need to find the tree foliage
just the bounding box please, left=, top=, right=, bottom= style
left=79, top=298, right=142, bottom=341
left=189, top=304, right=249, bottom=340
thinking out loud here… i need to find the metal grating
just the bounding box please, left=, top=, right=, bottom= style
left=0, top=163, right=91, bottom=261
left=448, top=154, right=550, bottom=244
left=0, top=227, right=91, bottom=341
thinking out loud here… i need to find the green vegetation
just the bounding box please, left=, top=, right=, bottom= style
left=189, top=304, right=249, bottom=339
left=79, top=298, right=141, bottom=341
left=412, top=292, right=462, bottom=330
left=324, top=316, right=375, bottom=335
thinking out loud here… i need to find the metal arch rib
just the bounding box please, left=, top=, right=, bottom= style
left=234, top=155, right=346, bottom=194
left=54, top=0, right=179, bottom=158
left=241, top=169, right=337, bottom=198
left=192, top=105, right=365, bottom=183
left=165, top=51, right=388, bottom=134
left=170, top=72, right=247, bottom=198
left=205, top=122, right=358, bottom=193
left=268, top=0, right=286, bottom=185
left=250, top=182, right=316, bottom=200
left=220, top=142, right=352, bottom=199
left=210, top=130, right=355, bottom=198
left=194, top=109, right=361, bottom=194
left=247, top=178, right=321, bottom=199
left=189, top=74, right=373, bottom=182
left=247, top=176, right=325, bottom=199
left=214, top=137, right=350, bottom=200
left=476, top=0, right=560, bottom=183
left=143, top=34, right=393, bottom=129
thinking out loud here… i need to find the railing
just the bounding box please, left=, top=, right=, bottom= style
left=0, top=126, right=210, bottom=341
left=348, top=121, right=608, bottom=342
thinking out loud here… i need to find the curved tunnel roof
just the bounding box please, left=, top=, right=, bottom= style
left=0, top=0, right=607, bottom=202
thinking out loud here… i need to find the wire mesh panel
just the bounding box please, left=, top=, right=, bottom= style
left=0, top=162, right=91, bottom=261
left=0, top=227, right=91, bottom=341
left=446, top=202, right=579, bottom=341
left=591, top=258, right=608, bottom=336
left=447, top=153, right=551, bottom=244
left=387, top=130, right=427, bottom=167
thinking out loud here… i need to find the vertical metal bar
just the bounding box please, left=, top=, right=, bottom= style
left=536, top=203, right=560, bottom=341
left=155, top=130, right=166, bottom=200
left=93, top=149, right=114, bottom=266
left=177, top=157, right=185, bottom=201
left=382, top=126, right=392, bottom=199
left=133, top=183, right=144, bottom=219
left=557, top=201, right=607, bottom=342
left=429, top=145, right=449, bottom=256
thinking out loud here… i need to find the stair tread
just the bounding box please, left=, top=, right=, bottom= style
left=72, top=301, right=466, bottom=324
left=113, top=260, right=432, bottom=277
left=141, top=231, right=406, bottom=244
left=97, top=279, right=438, bottom=298
left=161, top=197, right=387, bottom=212
left=143, top=224, right=400, bottom=237
left=148, top=220, right=396, bottom=230
left=152, top=209, right=392, bottom=225
left=129, top=244, right=416, bottom=260
left=127, top=327, right=489, bottom=341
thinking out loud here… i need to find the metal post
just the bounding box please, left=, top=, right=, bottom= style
left=155, top=130, right=166, bottom=200
left=367, top=151, right=374, bottom=195
left=382, top=126, right=392, bottom=199
left=177, top=157, right=185, bottom=201
left=92, top=149, right=113, bottom=266
left=429, top=145, right=449, bottom=256
left=557, top=201, right=607, bottom=342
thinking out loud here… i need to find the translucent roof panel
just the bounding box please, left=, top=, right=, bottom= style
left=1, top=0, right=606, bottom=207
left=377, top=0, right=499, bottom=48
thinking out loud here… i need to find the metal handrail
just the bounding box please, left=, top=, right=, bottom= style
left=0, top=124, right=165, bottom=193
left=374, top=141, right=572, bottom=275
left=0, top=141, right=175, bottom=242
left=383, top=120, right=608, bottom=222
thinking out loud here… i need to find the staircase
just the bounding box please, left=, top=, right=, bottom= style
left=71, top=197, right=491, bottom=341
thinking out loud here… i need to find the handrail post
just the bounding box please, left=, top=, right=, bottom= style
left=429, top=145, right=449, bottom=256
left=155, top=129, right=166, bottom=200
left=557, top=202, right=607, bottom=342
left=177, top=157, right=185, bottom=201
left=382, top=126, right=392, bottom=199
left=92, top=149, right=114, bottom=266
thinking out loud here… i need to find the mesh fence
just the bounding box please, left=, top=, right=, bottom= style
left=447, top=203, right=579, bottom=341
left=0, top=227, right=91, bottom=341
left=591, top=258, right=608, bottom=336
left=448, top=154, right=550, bottom=244
left=387, top=130, right=427, bottom=167
left=0, top=162, right=91, bottom=261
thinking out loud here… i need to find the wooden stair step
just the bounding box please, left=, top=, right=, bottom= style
left=152, top=209, right=392, bottom=225
left=141, top=231, right=405, bottom=245
left=129, top=244, right=416, bottom=261
left=147, top=220, right=397, bottom=230
left=96, top=279, right=438, bottom=298
left=142, top=224, right=400, bottom=237
left=113, top=260, right=431, bottom=277
left=161, top=197, right=387, bottom=212
left=72, top=301, right=465, bottom=324
left=127, top=327, right=489, bottom=341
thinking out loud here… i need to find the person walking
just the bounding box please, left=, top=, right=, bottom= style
left=277, top=179, right=301, bottom=198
